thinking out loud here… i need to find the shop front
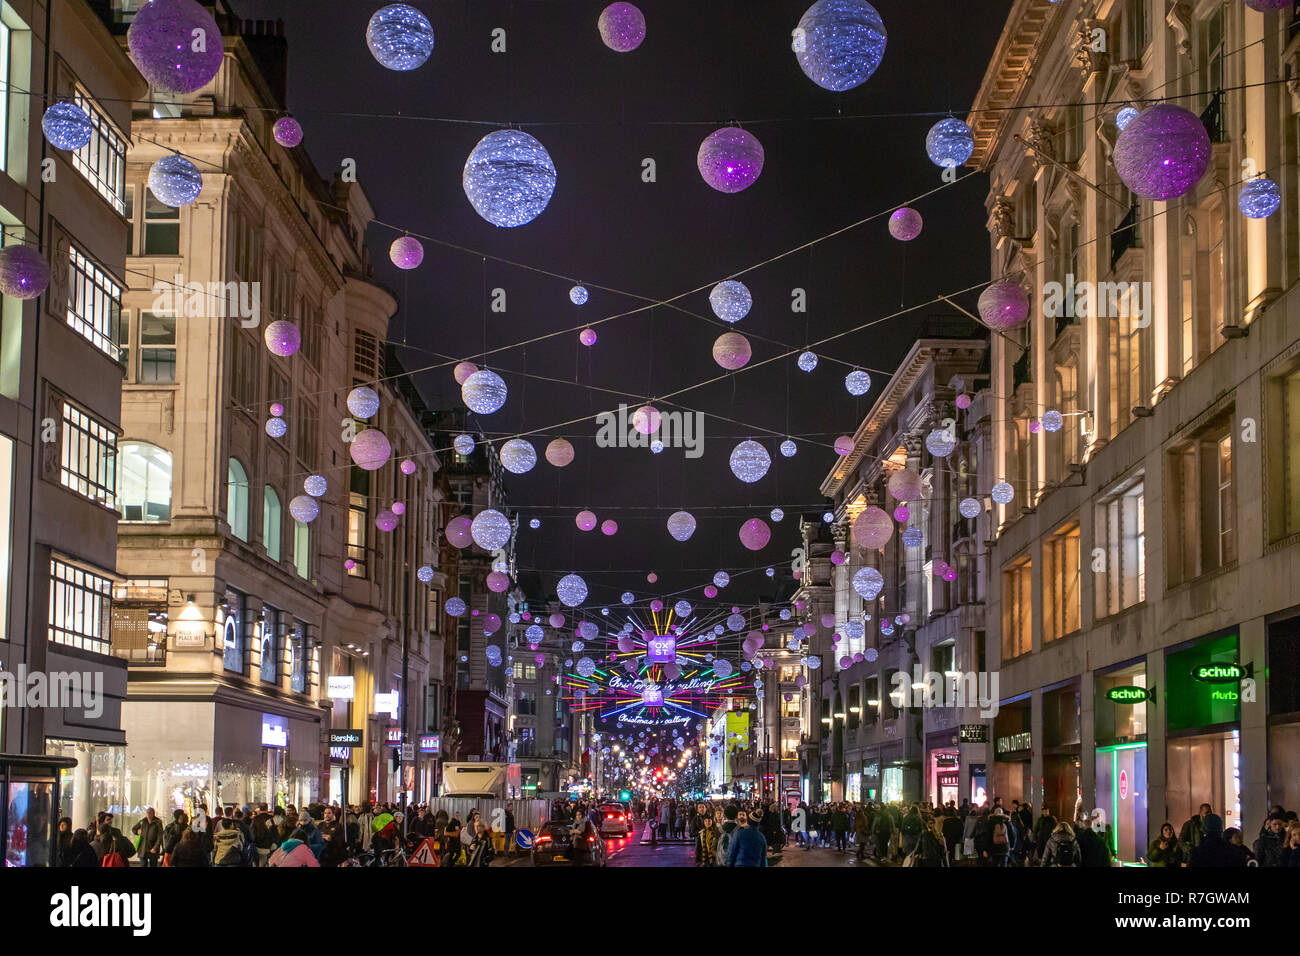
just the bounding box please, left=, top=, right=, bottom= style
left=861, top=750, right=880, bottom=802
left=417, top=734, right=441, bottom=801
left=1042, top=681, right=1081, bottom=824
left=1094, top=659, right=1149, bottom=863
left=880, top=744, right=917, bottom=803
left=1165, top=631, right=1243, bottom=833
left=993, top=697, right=1031, bottom=808
left=1267, top=615, right=1300, bottom=811
left=44, top=739, right=127, bottom=825
left=927, top=730, right=959, bottom=806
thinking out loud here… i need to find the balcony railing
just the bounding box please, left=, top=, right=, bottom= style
left=1110, top=202, right=1140, bottom=271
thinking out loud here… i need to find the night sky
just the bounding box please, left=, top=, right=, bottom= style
left=236, top=0, right=1013, bottom=611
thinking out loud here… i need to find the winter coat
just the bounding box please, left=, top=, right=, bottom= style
left=1253, top=830, right=1286, bottom=867
left=132, top=817, right=164, bottom=854
left=1033, top=814, right=1057, bottom=850
left=1147, top=836, right=1183, bottom=866
left=916, top=830, right=948, bottom=867
left=831, top=808, right=850, bottom=833
left=854, top=808, right=871, bottom=837
left=1041, top=829, right=1080, bottom=866
left=697, top=824, right=719, bottom=865
left=213, top=827, right=246, bottom=866
left=300, top=820, right=326, bottom=859
left=727, top=825, right=768, bottom=867
left=1178, top=815, right=1205, bottom=849
left=169, top=838, right=209, bottom=867
left=941, top=815, right=963, bottom=848
left=268, top=838, right=320, bottom=867
left=1075, top=827, right=1110, bottom=867
left=715, top=820, right=738, bottom=865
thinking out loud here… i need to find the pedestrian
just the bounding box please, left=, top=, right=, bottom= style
left=716, top=804, right=740, bottom=865
left=169, top=828, right=209, bottom=867
left=53, top=817, right=73, bottom=867
left=267, top=829, right=320, bottom=867
left=940, top=808, right=963, bottom=864
left=213, top=817, right=246, bottom=866
left=986, top=809, right=1012, bottom=867
left=1147, top=822, right=1183, bottom=866
left=900, top=805, right=924, bottom=858
left=1188, top=813, right=1242, bottom=867
left=854, top=804, right=872, bottom=861
left=1074, top=812, right=1110, bottom=867
left=832, top=802, right=850, bottom=852
left=467, top=821, right=495, bottom=867
left=1040, top=821, right=1080, bottom=866
left=1179, top=803, right=1212, bottom=851
left=1032, top=806, right=1056, bottom=864
left=504, top=802, right=516, bottom=856
left=727, top=811, right=768, bottom=867
left=1253, top=812, right=1288, bottom=866
left=65, top=828, right=99, bottom=868
left=131, top=806, right=164, bottom=867
left=697, top=813, right=718, bottom=867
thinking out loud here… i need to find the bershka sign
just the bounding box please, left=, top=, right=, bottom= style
left=329, top=730, right=362, bottom=747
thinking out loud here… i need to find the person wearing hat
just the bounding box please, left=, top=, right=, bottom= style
left=1253, top=812, right=1289, bottom=866
left=1188, top=813, right=1243, bottom=867
left=986, top=808, right=1013, bottom=866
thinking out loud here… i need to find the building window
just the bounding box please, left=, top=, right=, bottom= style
left=1167, top=427, right=1235, bottom=586
left=261, top=606, right=280, bottom=684
left=263, top=486, right=282, bottom=562
left=293, top=520, right=310, bottom=579
left=296, top=400, right=317, bottom=469
left=67, top=245, right=122, bottom=360
left=227, top=458, right=248, bottom=541
left=109, top=578, right=167, bottom=663
left=123, top=185, right=134, bottom=255
left=354, top=329, right=380, bottom=379
left=116, top=441, right=171, bottom=522
left=222, top=588, right=245, bottom=673
left=1268, top=362, right=1300, bottom=541
left=49, top=557, right=112, bottom=654
left=71, top=90, right=127, bottom=213
left=231, top=330, right=257, bottom=408
left=60, top=402, right=116, bottom=509
left=0, top=17, right=11, bottom=173
left=143, top=187, right=180, bottom=255
left=118, top=309, right=131, bottom=379
left=347, top=466, right=368, bottom=577
left=1044, top=520, right=1081, bottom=641
left=138, top=312, right=176, bottom=383
left=1094, top=475, right=1145, bottom=618
left=1002, top=556, right=1033, bottom=660
left=1107, top=303, right=1144, bottom=436
left=0, top=436, right=12, bottom=644
left=512, top=662, right=537, bottom=680
left=1207, top=202, right=1226, bottom=347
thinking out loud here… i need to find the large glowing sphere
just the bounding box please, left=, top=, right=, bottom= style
left=148, top=154, right=203, bottom=207
left=739, top=518, right=771, bottom=551
left=978, top=280, right=1029, bottom=331
left=926, top=428, right=957, bottom=458
left=42, top=101, right=93, bottom=150
left=780, top=440, right=797, bottom=458
left=888, top=207, right=923, bottom=241
left=1113, top=104, right=1210, bottom=201
left=499, top=438, right=537, bottom=474
left=667, top=510, right=696, bottom=542
left=1239, top=177, right=1281, bottom=219
left=697, top=127, right=764, bottom=193
left=545, top=438, right=574, bottom=467
left=450, top=434, right=475, bottom=457
left=127, top=0, right=225, bottom=93
left=713, top=332, right=752, bottom=370
left=462, top=369, right=508, bottom=414
left=350, top=428, right=391, bottom=470
left=674, top=600, right=693, bottom=619
left=576, top=656, right=597, bottom=679
left=525, top=623, right=543, bottom=643
left=887, top=468, right=924, bottom=502
left=991, top=481, right=1015, bottom=505
left=389, top=236, right=424, bottom=269
left=1245, top=0, right=1292, bottom=8
left=727, top=613, right=745, bottom=632
left=375, top=510, right=398, bottom=532
left=416, top=565, right=435, bottom=584
left=601, top=519, right=618, bottom=536
left=486, top=571, right=510, bottom=593
left=445, top=515, right=472, bottom=548
left=852, top=566, right=884, bottom=601
left=843, top=620, right=865, bottom=642
left=471, top=509, right=512, bottom=550
left=959, top=497, right=982, bottom=519
left=579, top=328, right=597, bottom=346
left=264, top=320, right=300, bottom=357
left=446, top=597, right=467, bottom=617
left=304, top=475, right=327, bottom=498
left=575, top=510, right=598, bottom=531
left=709, top=280, right=753, bottom=323
left=925, top=118, right=975, bottom=168
left=557, top=574, right=589, bottom=607
left=1042, top=410, right=1064, bottom=433
left=0, top=246, right=51, bottom=300
left=598, top=2, right=646, bottom=51
left=453, top=362, right=478, bottom=385
left=845, top=369, right=872, bottom=396
left=346, top=386, right=380, bottom=419
left=729, top=440, right=771, bottom=482
left=366, top=3, right=435, bottom=71
left=853, top=505, right=893, bottom=549
left=794, top=0, right=887, bottom=92
left=272, top=116, right=303, bottom=148
left=288, top=495, right=319, bottom=523
left=797, top=350, right=818, bottom=372
left=713, top=659, right=733, bottom=678
left=463, top=129, right=557, bottom=228
left=834, top=436, right=854, bottom=456
left=714, top=571, right=730, bottom=588
left=632, top=405, right=661, bottom=435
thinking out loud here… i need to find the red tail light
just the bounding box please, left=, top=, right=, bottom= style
left=536, top=835, right=551, bottom=844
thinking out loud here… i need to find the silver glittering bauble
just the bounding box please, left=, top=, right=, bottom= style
left=780, top=439, right=797, bottom=457
left=346, top=386, right=380, bottom=419
left=766, top=567, right=775, bottom=577
left=991, top=481, right=1015, bottom=505
left=925, top=428, right=957, bottom=458
left=453, top=434, right=476, bottom=455
left=713, top=571, right=729, bottom=588
left=726, top=613, right=745, bottom=632
left=1113, top=104, right=1210, bottom=201
left=650, top=440, right=664, bottom=454
left=461, top=368, right=508, bottom=414
left=621, top=591, right=635, bottom=605
left=666, top=510, right=696, bottom=542
left=674, top=600, right=692, bottom=618
left=304, top=475, right=327, bottom=497
left=729, top=440, right=771, bottom=483
left=470, top=509, right=512, bottom=550
left=978, top=280, right=1029, bottom=331
left=265, top=417, right=287, bottom=438
left=417, top=565, right=435, bottom=583
left=697, top=127, right=764, bottom=193
left=770, top=508, right=784, bottom=522
left=289, top=495, right=319, bottom=523
left=148, top=154, right=203, bottom=207
left=557, top=574, right=589, bottom=607
left=42, top=101, right=93, bottom=151
left=925, top=118, right=974, bottom=168
left=569, top=284, right=589, bottom=305
left=845, top=369, right=872, bottom=396
left=499, top=438, right=537, bottom=474
left=1041, top=410, right=1064, bottom=433
left=1116, top=106, right=1139, bottom=130
left=528, top=518, right=540, bottom=529
left=797, top=350, right=818, bottom=372
left=576, top=656, right=597, bottom=678
left=959, top=497, right=982, bottom=519
left=127, top=0, right=225, bottom=94
left=463, top=129, right=557, bottom=228
left=852, top=566, right=884, bottom=601
left=902, top=528, right=923, bottom=547
left=709, top=280, right=753, bottom=323
left=843, top=620, right=864, bottom=642
left=1238, top=177, right=1281, bottom=219
left=794, top=0, right=887, bottom=92
left=366, top=3, right=435, bottom=71
left=525, top=623, right=543, bottom=642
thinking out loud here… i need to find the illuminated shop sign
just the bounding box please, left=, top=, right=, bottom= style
left=261, top=715, right=287, bottom=748
left=374, top=691, right=399, bottom=718
left=386, top=729, right=407, bottom=746
left=329, top=730, right=362, bottom=747
left=419, top=735, right=440, bottom=754
left=959, top=724, right=988, bottom=743
left=995, top=732, right=1031, bottom=755
left=1105, top=685, right=1148, bottom=703
left=1191, top=662, right=1246, bottom=684
left=646, top=635, right=677, bottom=664
left=327, top=676, right=355, bottom=700
left=329, top=746, right=351, bottom=761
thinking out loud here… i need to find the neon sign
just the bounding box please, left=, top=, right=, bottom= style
left=1192, top=663, right=1245, bottom=683
left=1105, top=685, right=1148, bottom=703
left=646, top=635, right=677, bottom=664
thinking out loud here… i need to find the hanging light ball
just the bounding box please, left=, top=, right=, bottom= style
left=959, top=496, right=982, bottom=519
left=542, top=438, right=574, bottom=468
left=347, top=428, right=389, bottom=474
left=499, top=438, right=537, bottom=475
left=991, top=481, right=1015, bottom=505
left=453, top=362, right=478, bottom=385
left=288, top=495, right=319, bottom=524
left=697, top=127, right=764, bottom=194
left=1116, top=106, right=1139, bottom=130
left=1245, top=0, right=1292, bottom=8
left=666, top=510, right=696, bottom=542
left=572, top=510, right=597, bottom=532
left=445, top=515, right=473, bottom=548
left=776, top=439, right=796, bottom=458
left=1113, top=104, right=1210, bottom=201
left=462, top=369, right=508, bottom=415
left=399, top=458, right=417, bottom=476
left=831, top=550, right=845, bottom=565
left=674, top=600, right=693, bottom=619
left=470, top=509, right=512, bottom=550
left=766, top=567, right=775, bottom=577
left=446, top=597, right=467, bottom=618
left=41, top=101, right=93, bottom=150
left=713, top=659, right=733, bottom=679
left=346, top=386, right=380, bottom=419
left=1029, top=419, right=1042, bottom=435
left=797, top=350, right=819, bottom=372
left=303, top=475, right=327, bottom=498
left=943, top=566, right=958, bottom=582
left=823, top=511, right=834, bottom=523
left=620, top=592, right=635, bottom=605
left=389, top=236, right=423, bottom=269
left=709, top=280, right=753, bottom=323
left=853, top=506, right=893, bottom=549
left=600, top=519, right=618, bottom=536
left=925, top=117, right=975, bottom=168
left=893, top=505, right=909, bottom=522
left=569, top=284, right=589, bottom=306
left=271, top=116, right=304, bottom=149
left=729, top=440, right=771, bottom=482
left=579, top=328, right=597, bottom=346
left=887, top=468, right=924, bottom=502
left=852, top=566, right=884, bottom=601
left=703, top=584, right=718, bottom=598
left=528, top=518, right=540, bottom=530
left=631, top=405, right=661, bottom=435
left=649, top=439, right=666, bottom=455
left=888, top=206, right=923, bottom=241
left=598, top=2, right=646, bottom=52
left=926, top=428, right=957, bottom=458
left=448, top=436, right=476, bottom=461
left=845, top=369, right=872, bottom=396
left=794, top=0, right=887, bottom=92
left=1238, top=177, right=1281, bottom=219
left=127, top=0, right=225, bottom=93
left=739, top=518, right=771, bottom=551
left=843, top=620, right=864, bottom=643
left=148, top=154, right=203, bottom=207
left=978, top=279, right=1030, bottom=331
left=463, top=129, right=557, bottom=228
left=956, top=393, right=972, bottom=410
left=375, top=510, right=399, bottom=532
left=1041, top=410, right=1064, bottom=433
left=727, top=613, right=745, bottom=632
left=486, top=571, right=510, bottom=593
left=0, top=246, right=51, bottom=300
left=770, top=507, right=785, bottom=522
left=548, top=611, right=566, bottom=629
left=834, top=436, right=854, bottom=456
left=902, top=527, right=923, bottom=548
left=712, top=332, right=752, bottom=370
left=647, top=572, right=658, bottom=583
left=260, top=320, right=299, bottom=358
left=366, top=3, right=435, bottom=71
left=649, top=600, right=664, bottom=613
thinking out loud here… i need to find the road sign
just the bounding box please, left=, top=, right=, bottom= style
left=400, top=742, right=414, bottom=762
left=408, top=838, right=440, bottom=867
left=516, top=828, right=534, bottom=849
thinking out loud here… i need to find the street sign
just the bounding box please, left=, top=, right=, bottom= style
left=408, top=838, right=440, bottom=867
left=516, top=828, right=534, bottom=849
left=400, top=742, right=414, bottom=762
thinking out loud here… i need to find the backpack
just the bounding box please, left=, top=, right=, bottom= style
left=715, top=827, right=734, bottom=866
left=1052, top=839, right=1079, bottom=866
left=992, top=821, right=1008, bottom=845
left=241, top=835, right=260, bottom=867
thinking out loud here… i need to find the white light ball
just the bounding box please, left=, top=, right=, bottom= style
left=780, top=439, right=797, bottom=457
left=471, top=509, right=512, bottom=550
left=462, top=369, right=508, bottom=414
left=729, top=440, right=770, bottom=483
left=852, top=566, right=884, bottom=601
left=709, top=280, right=752, bottom=323
left=265, top=417, right=287, bottom=438
left=557, top=574, right=589, bottom=607
left=148, top=154, right=203, bottom=207
left=289, top=495, right=319, bottom=523
left=674, top=600, right=692, bottom=618
left=366, top=3, right=435, bottom=71
left=1041, top=410, right=1064, bottom=433
left=713, top=571, right=730, bottom=588
left=959, top=497, right=982, bottom=519
left=770, top=508, right=784, bottom=522
left=304, top=475, right=327, bottom=497
left=499, top=438, right=537, bottom=474
left=417, top=565, right=435, bottom=583
left=346, top=386, right=380, bottom=419
left=925, top=117, right=975, bottom=168
left=621, top=591, right=635, bottom=605
left=453, top=434, right=476, bottom=456
left=667, top=511, right=696, bottom=542
left=845, top=369, right=872, bottom=396
left=797, top=350, right=818, bottom=372
left=794, top=0, right=888, bottom=92
left=349, top=429, right=391, bottom=471
left=569, top=284, right=589, bottom=305
left=991, top=481, right=1015, bottom=505
left=463, top=129, right=557, bottom=228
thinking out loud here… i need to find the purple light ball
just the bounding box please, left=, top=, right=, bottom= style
left=273, top=117, right=303, bottom=148
left=888, top=207, right=923, bottom=241
left=598, top=2, right=646, bottom=52
left=697, top=127, right=765, bottom=194
left=1113, top=104, right=1210, bottom=201
left=0, top=245, right=51, bottom=300
left=391, top=502, right=406, bottom=516
left=350, top=428, right=392, bottom=471
left=390, top=236, right=424, bottom=270
left=978, top=280, right=1030, bottom=331
left=263, top=319, right=301, bottom=357
left=956, top=394, right=972, bottom=409
left=400, top=458, right=416, bottom=475
left=579, top=328, right=597, bottom=346
left=269, top=403, right=284, bottom=417
left=1245, top=0, right=1291, bottom=10
left=375, top=510, right=399, bottom=532
left=739, top=518, right=771, bottom=551
left=127, top=0, right=225, bottom=94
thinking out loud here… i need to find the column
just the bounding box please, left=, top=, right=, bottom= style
left=1239, top=616, right=1268, bottom=838
left=1029, top=688, right=1044, bottom=813
left=1145, top=648, right=1167, bottom=848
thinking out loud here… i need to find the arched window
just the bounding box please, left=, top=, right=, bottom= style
left=227, top=458, right=248, bottom=541
left=117, top=442, right=172, bottom=522
left=263, top=486, right=281, bottom=562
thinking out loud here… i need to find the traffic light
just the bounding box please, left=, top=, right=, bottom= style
left=620, top=790, right=631, bottom=801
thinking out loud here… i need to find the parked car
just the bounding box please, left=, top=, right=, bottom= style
left=598, top=804, right=630, bottom=838
left=531, top=819, right=607, bottom=867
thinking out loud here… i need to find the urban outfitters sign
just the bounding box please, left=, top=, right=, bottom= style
left=959, top=724, right=988, bottom=743
left=995, top=731, right=1031, bottom=755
